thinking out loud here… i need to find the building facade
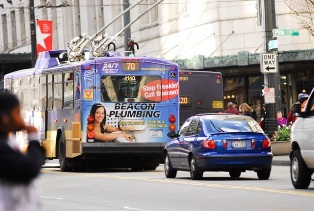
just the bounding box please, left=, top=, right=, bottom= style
left=1, top=0, right=314, bottom=120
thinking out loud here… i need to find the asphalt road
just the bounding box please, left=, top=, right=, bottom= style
left=38, top=158, right=314, bottom=211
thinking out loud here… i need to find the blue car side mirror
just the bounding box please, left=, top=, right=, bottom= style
left=167, top=131, right=179, bottom=138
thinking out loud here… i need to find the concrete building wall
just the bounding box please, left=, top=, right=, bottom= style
left=0, top=0, right=313, bottom=60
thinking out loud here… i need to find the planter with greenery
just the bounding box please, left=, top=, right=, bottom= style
left=271, top=125, right=291, bottom=156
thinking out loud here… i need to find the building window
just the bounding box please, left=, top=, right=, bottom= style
left=111, top=0, right=122, bottom=34
left=139, top=0, right=159, bottom=25
left=1, top=14, right=8, bottom=51
left=248, top=76, right=263, bottom=122
left=19, top=7, right=26, bottom=45
left=11, top=11, right=17, bottom=49
left=167, top=0, right=179, bottom=18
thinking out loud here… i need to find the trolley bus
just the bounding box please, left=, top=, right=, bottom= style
left=179, top=70, right=224, bottom=125
left=4, top=50, right=179, bottom=171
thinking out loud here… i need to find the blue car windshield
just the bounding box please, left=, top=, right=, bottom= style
left=204, top=117, right=263, bottom=133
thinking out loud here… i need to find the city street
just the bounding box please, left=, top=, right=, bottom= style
left=38, top=161, right=314, bottom=211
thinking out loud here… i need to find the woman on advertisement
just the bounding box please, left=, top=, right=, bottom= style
left=87, top=103, right=133, bottom=142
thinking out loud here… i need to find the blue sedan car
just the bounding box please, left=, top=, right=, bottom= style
left=164, top=113, right=273, bottom=180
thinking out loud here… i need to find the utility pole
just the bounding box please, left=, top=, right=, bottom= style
left=123, top=0, right=131, bottom=56
left=29, top=0, right=37, bottom=67
left=262, top=0, right=281, bottom=136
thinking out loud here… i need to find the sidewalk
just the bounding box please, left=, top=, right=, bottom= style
left=272, top=155, right=290, bottom=166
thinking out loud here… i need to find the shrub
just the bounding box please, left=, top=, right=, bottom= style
left=273, top=124, right=291, bottom=141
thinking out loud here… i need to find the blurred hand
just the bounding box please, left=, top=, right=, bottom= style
left=24, top=125, right=38, bottom=133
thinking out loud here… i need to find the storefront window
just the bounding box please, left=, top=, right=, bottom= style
left=223, top=77, right=245, bottom=109
left=248, top=76, right=263, bottom=122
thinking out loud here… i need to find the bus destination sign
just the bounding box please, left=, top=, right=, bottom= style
left=122, top=62, right=140, bottom=71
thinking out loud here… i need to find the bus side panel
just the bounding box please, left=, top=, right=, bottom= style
left=43, top=109, right=80, bottom=159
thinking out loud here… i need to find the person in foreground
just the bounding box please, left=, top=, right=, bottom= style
left=0, top=92, right=46, bottom=211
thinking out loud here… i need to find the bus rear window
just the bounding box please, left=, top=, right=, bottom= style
left=100, top=75, right=162, bottom=103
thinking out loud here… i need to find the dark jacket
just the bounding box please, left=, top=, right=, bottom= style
left=0, top=135, right=45, bottom=184
left=243, top=110, right=257, bottom=121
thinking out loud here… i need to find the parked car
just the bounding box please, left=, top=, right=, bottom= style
left=164, top=113, right=273, bottom=180
left=290, top=87, right=314, bottom=189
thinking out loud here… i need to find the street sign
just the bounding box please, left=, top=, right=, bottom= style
left=264, top=87, right=275, bottom=104
left=260, top=53, right=278, bottom=74
left=272, top=29, right=299, bottom=37
left=268, top=40, right=278, bottom=50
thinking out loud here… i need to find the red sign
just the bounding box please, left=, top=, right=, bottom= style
left=141, top=79, right=179, bottom=102
left=36, top=20, right=53, bottom=56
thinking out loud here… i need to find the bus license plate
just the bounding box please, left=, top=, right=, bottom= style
left=232, top=141, right=246, bottom=148
left=150, top=130, right=163, bottom=138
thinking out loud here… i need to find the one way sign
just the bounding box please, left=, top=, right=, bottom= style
left=260, top=53, right=278, bottom=74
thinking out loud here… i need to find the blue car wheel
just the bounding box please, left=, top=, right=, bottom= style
left=164, top=152, right=177, bottom=178
left=257, top=168, right=271, bottom=180
left=190, top=156, right=203, bottom=180
left=229, top=171, right=241, bottom=178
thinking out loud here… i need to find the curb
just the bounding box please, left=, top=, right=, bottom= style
left=272, top=160, right=290, bottom=166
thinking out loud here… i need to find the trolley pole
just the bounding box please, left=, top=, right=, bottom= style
left=30, top=0, right=37, bottom=67
left=123, top=0, right=131, bottom=56
left=262, top=0, right=281, bottom=137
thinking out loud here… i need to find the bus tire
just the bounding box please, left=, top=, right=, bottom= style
left=59, top=134, right=72, bottom=172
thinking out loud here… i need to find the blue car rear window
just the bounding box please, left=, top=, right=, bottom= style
left=204, top=118, right=263, bottom=133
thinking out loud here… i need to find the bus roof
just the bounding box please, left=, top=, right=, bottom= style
left=4, top=50, right=178, bottom=79
left=4, top=68, right=35, bottom=79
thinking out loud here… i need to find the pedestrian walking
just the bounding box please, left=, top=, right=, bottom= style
left=240, top=103, right=255, bottom=119
left=224, top=102, right=239, bottom=115
left=0, top=92, right=46, bottom=211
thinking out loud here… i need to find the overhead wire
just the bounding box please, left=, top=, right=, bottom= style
left=210, top=31, right=235, bottom=57
left=154, top=0, right=189, bottom=57
left=173, top=0, right=211, bottom=59
left=174, top=32, right=215, bottom=58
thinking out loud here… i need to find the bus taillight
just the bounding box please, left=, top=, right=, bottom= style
left=169, top=114, right=176, bottom=123
left=169, top=124, right=176, bottom=131
left=169, top=114, right=176, bottom=131
left=87, top=115, right=95, bottom=123
left=171, top=65, right=177, bottom=71
left=87, top=131, right=94, bottom=139
left=87, top=124, right=94, bottom=131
